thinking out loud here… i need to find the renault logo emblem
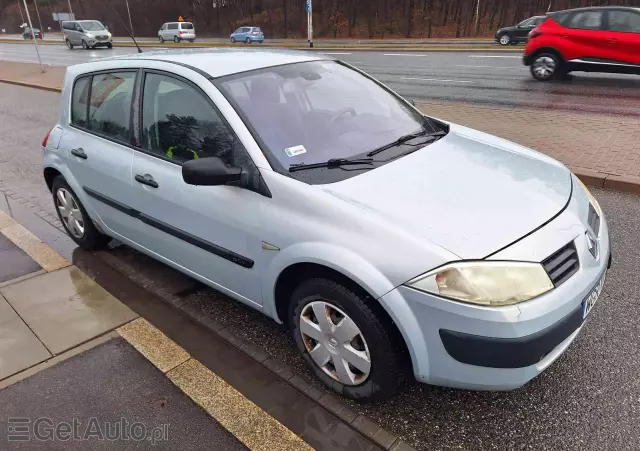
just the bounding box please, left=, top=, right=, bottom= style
left=586, top=231, right=598, bottom=259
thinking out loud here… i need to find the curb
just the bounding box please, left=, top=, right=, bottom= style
left=97, top=250, right=418, bottom=451
left=0, top=78, right=62, bottom=93
left=0, top=38, right=520, bottom=52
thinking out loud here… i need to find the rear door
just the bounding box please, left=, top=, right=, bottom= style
left=561, top=9, right=608, bottom=62
left=59, top=70, right=138, bottom=239
left=605, top=9, right=640, bottom=65
left=515, top=17, right=536, bottom=41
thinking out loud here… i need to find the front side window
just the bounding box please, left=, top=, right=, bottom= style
left=608, top=10, right=640, bottom=33
left=218, top=61, right=433, bottom=183
left=141, top=73, right=248, bottom=167
left=567, top=11, right=603, bottom=30
left=88, top=72, right=135, bottom=142
left=518, top=18, right=534, bottom=27
left=79, top=21, right=105, bottom=31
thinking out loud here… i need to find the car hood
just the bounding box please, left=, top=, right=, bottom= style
left=318, top=125, right=572, bottom=259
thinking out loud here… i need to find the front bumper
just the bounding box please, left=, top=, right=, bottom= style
left=523, top=54, right=533, bottom=66
left=87, top=38, right=113, bottom=47
left=380, top=186, right=611, bottom=390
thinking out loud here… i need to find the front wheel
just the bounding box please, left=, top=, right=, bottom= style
left=66, top=39, right=74, bottom=50
left=81, top=40, right=89, bottom=50
left=289, top=278, right=404, bottom=401
left=159, top=35, right=164, bottom=43
left=51, top=177, right=111, bottom=251
left=106, top=43, right=113, bottom=49
left=499, top=34, right=511, bottom=45
left=531, top=53, right=560, bottom=81
left=231, top=37, right=236, bottom=43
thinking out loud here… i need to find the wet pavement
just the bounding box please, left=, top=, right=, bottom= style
left=2, top=79, right=640, bottom=450
left=0, top=337, right=248, bottom=450
left=0, top=233, right=40, bottom=284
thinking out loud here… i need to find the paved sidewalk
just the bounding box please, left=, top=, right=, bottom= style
left=1, top=62, right=638, bottom=193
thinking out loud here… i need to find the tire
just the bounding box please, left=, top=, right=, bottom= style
left=245, top=37, right=251, bottom=44
left=174, top=35, right=180, bottom=43
left=289, top=278, right=404, bottom=401
left=530, top=52, right=560, bottom=81
left=66, top=39, right=74, bottom=50
left=81, top=40, right=89, bottom=50
left=189, top=39, right=195, bottom=43
left=106, top=43, right=113, bottom=49
left=51, top=176, right=111, bottom=251
left=159, top=35, right=164, bottom=43
left=231, top=37, right=236, bottom=43
left=499, top=34, right=511, bottom=45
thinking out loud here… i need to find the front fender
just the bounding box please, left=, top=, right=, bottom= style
left=262, top=241, right=396, bottom=321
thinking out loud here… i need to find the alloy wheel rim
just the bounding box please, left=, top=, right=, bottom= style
left=500, top=35, right=509, bottom=45
left=533, top=56, right=555, bottom=79
left=299, top=301, right=371, bottom=386
left=56, top=188, right=85, bottom=239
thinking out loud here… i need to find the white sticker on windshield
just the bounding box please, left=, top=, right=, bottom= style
left=285, top=145, right=307, bottom=157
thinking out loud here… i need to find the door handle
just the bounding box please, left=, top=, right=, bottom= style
left=135, top=174, right=159, bottom=188
left=71, top=148, right=87, bottom=159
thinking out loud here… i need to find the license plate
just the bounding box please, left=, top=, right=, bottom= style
left=582, top=271, right=606, bottom=320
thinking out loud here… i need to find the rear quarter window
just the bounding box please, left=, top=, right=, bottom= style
left=71, top=76, right=90, bottom=128
left=181, top=23, right=194, bottom=29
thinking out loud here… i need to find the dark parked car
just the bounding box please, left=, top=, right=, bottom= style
left=495, top=16, right=545, bottom=45
left=23, top=27, right=43, bottom=39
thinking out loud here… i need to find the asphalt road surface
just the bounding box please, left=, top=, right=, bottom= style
left=1, top=42, right=640, bottom=115
left=1, top=83, right=640, bottom=450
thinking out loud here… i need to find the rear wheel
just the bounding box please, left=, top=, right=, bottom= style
left=245, top=37, right=251, bottom=44
left=51, top=177, right=111, bottom=251
left=189, top=39, right=195, bottom=43
left=531, top=53, right=559, bottom=81
left=289, top=278, right=404, bottom=401
left=174, top=35, right=180, bottom=43
left=66, top=39, right=74, bottom=50
left=499, top=34, right=511, bottom=45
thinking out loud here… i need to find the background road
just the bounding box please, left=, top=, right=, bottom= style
left=1, top=83, right=640, bottom=451
left=1, top=42, right=640, bottom=115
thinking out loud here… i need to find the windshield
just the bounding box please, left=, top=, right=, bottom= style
left=80, top=21, right=105, bottom=31
left=218, top=61, right=430, bottom=181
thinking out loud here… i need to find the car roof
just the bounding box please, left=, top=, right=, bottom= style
left=96, top=48, right=326, bottom=78
left=551, top=6, right=640, bottom=14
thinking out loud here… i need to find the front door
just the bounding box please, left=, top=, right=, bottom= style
left=606, top=9, right=640, bottom=65
left=127, top=70, right=265, bottom=307
left=59, top=70, right=139, bottom=240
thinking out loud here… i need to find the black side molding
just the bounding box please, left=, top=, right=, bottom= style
left=439, top=303, right=583, bottom=369
left=83, top=187, right=254, bottom=269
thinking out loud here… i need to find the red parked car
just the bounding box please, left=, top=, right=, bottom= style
left=524, top=7, right=640, bottom=81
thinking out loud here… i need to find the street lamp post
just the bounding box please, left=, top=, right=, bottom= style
left=22, top=0, right=44, bottom=72
left=306, top=0, right=313, bottom=48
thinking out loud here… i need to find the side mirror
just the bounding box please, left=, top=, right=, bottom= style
left=182, top=157, right=242, bottom=186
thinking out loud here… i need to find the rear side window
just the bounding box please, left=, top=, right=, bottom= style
left=168, top=23, right=178, bottom=30
left=181, top=23, right=194, bottom=30
left=608, top=10, right=640, bottom=33
left=566, top=11, right=604, bottom=30
left=242, top=27, right=250, bottom=32
left=88, top=72, right=135, bottom=142
left=71, top=76, right=90, bottom=128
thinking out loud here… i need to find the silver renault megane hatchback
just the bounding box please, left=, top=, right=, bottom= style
left=42, top=49, right=611, bottom=400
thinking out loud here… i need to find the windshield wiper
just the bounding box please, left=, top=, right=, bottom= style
left=289, top=157, right=374, bottom=173
left=367, top=129, right=447, bottom=157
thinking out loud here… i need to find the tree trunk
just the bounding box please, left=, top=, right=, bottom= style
left=405, top=0, right=412, bottom=38
left=283, top=0, right=288, bottom=37
left=426, top=0, right=433, bottom=38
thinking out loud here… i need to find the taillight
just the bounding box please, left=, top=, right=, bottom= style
left=42, top=127, right=54, bottom=147
left=529, top=28, right=542, bottom=39
left=179, top=31, right=183, bottom=34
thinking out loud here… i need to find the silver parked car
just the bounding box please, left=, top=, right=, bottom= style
left=158, top=22, right=196, bottom=43
left=42, top=50, right=610, bottom=400
left=62, top=20, right=112, bottom=50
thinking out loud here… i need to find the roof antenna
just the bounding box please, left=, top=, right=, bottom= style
left=109, top=0, right=142, bottom=53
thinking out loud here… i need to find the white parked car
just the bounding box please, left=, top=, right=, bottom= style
left=42, top=49, right=610, bottom=400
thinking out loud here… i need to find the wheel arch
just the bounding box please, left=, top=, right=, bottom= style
left=44, top=167, right=62, bottom=192
left=529, top=46, right=566, bottom=64
left=273, top=261, right=412, bottom=370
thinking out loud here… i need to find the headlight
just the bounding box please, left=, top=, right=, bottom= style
left=406, top=261, right=553, bottom=306
left=575, top=177, right=602, bottom=217
left=107, top=32, right=112, bottom=38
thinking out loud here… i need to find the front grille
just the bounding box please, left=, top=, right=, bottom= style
left=542, top=241, right=579, bottom=287
left=588, top=204, right=600, bottom=236
left=96, top=36, right=108, bottom=41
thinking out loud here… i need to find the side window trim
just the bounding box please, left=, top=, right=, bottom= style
left=69, top=68, right=139, bottom=148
